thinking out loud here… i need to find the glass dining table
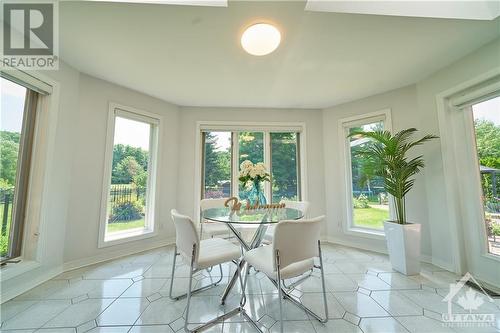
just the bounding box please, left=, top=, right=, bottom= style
left=202, top=206, right=304, bottom=304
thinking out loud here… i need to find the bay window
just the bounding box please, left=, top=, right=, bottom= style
left=200, top=125, right=304, bottom=204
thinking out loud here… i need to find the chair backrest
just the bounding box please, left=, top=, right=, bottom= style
left=200, top=198, right=229, bottom=223
left=200, top=198, right=229, bottom=210
left=281, top=200, right=310, bottom=219
left=171, top=209, right=200, bottom=264
left=272, top=215, right=324, bottom=269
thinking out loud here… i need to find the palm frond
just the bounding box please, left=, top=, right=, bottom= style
left=347, top=127, right=438, bottom=224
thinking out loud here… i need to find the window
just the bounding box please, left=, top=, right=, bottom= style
left=471, top=96, right=500, bottom=256
left=238, top=132, right=264, bottom=200
left=270, top=132, right=300, bottom=203
left=343, top=111, right=391, bottom=233
left=100, top=106, right=160, bottom=245
left=0, top=77, right=39, bottom=261
left=200, top=127, right=303, bottom=204
left=202, top=131, right=232, bottom=198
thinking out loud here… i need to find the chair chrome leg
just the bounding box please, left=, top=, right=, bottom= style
left=282, top=268, right=313, bottom=290
left=237, top=261, right=246, bottom=307
left=318, top=240, right=329, bottom=323
left=169, top=246, right=223, bottom=301
left=183, top=259, right=255, bottom=333
left=170, top=271, right=223, bottom=301
left=184, top=244, right=196, bottom=333
left=275, top=250, right=284, bottom=333
left=168, top=246, right=178, bottom=300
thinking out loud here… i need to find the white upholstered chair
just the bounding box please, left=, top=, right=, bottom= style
left=169, top=209, right=242, bottom=332
left=243, top=216, right=328, bottom=333
left=262, top=200, right=309, bottom=243
left=200, top=198, right=236, bottom=239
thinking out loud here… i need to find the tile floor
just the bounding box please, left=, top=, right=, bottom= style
left=1, top=243, right=499, bottom=333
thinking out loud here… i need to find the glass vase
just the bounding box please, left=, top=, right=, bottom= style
left=247, top=179, right=267, bottom=206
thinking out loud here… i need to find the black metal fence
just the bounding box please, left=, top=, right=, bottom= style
left=108, top=184, right=145, bottom=222
left=109, top=184, right=143, bottom=204
left=1, top=188, right=14, bottom=237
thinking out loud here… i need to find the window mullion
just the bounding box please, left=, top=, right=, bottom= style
left=264, top=132, right=272, bottom=202
left=232, top=131, right=239, bottom=198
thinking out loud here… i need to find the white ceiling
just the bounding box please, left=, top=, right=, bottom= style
left=59, top=1, right=500, bottom=109
left=306, top=1, right=500, bottom=21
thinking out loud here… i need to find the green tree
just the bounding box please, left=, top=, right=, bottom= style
left=204, top=132, right=231, bottom=190
left=474, top=119, right=500, bottom=200
left=133, top=170, right=148, bottom=195
left=238, top=132, right=264, bottom=165
left=113, top=156, right=142, bottom=184
left=271, top=133, right=298, bottom=202
left=0, top=134, right=20, bottom=185
left=111, top=144, right=149, bottom=183
left=475, top=119, right=500, bottom=163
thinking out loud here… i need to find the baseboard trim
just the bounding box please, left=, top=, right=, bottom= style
left=325, top=236, right=456, bottom=273
left=324, top=235, right=388, bottom=255
left=420, top=254, right=455, bottom=272
left=63, top=237, right=176, bottom=272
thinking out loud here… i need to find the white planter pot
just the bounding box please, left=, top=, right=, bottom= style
left=383, top=221, right=421, bottom=275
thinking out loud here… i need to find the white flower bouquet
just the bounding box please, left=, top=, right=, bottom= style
left=238, top=160, right=270, bottom=187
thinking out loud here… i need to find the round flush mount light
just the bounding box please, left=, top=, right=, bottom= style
left=241, top=23, right=281, bottom=56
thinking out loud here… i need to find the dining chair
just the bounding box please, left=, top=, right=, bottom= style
left=262, top=200, right=309, bottom=243
left=200, top=198, right=238, bottom=239
left=243, top=216, right=328, bottom=333
left=169, top=209, right=243, bottom=332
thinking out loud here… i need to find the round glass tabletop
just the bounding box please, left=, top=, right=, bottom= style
left=202, top=207, right=304, bottom=225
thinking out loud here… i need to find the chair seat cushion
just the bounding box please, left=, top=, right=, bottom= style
left=244, top=245, right=314, bottom=280
left=197, top=238, right=241, bottom=270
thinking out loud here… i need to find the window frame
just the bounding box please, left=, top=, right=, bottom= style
left=0, top=68, right=59, bottom=282
left=98, top=103, right=161, bottom=248
left=339, top=109, right=393, bottom=239
left=195, top=121, right=307, bottom=221
left=0, top=79, right=39, bottom=262
left=460, top=95, right=500, bottom=260
left=200, top=131, right=234, bottom=199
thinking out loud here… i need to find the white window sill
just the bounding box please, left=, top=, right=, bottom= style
left=0, top=259, right=41, bottom=282
left=482, top=252, right=500, bottom=263
left=99, top=227, right=157, bottom=248
left=345, top=227, right=385, bottom=240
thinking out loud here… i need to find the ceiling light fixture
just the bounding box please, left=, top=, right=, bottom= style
left=241, top=23, right=281, bottom=56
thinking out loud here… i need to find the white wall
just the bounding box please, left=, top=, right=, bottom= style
left=176, top=107, right=326, bottom=235
left=62, top=74, right=180, bottom=267
left=322, top=37, right=500, bottom=274
left=416, top=38, right=500, bottom=284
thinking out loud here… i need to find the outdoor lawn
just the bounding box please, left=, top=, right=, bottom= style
left=353, top=206, right=387, bottom=229
left=107, top=218, right=145, bottom=233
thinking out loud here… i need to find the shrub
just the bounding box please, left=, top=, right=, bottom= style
left=110, top=199, right=144, bottom=222
left=491, top=222, right=500, bottom=237
left=353, top=194, right=370, bottom=209
left=0, top=234, right=8, bottom=257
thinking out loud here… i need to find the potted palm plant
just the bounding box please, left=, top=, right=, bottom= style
left=348, top=128, right=437, bottom=275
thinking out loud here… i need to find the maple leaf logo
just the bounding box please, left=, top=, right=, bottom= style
left=457, top=288, right=484, bottom=312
